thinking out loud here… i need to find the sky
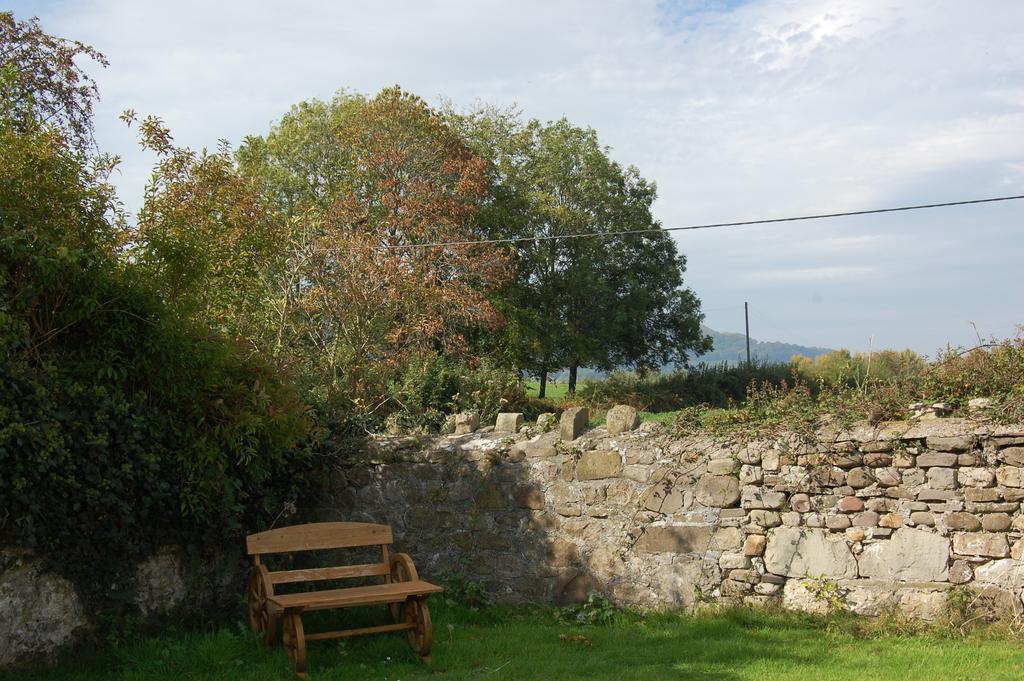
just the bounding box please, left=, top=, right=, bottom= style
left=13, top=0, right=1024, bottom=356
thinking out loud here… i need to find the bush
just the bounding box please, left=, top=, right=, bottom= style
left=0, top=122, right=316, bottom=612
left=386, top=356, right=554, bottom=433
left=672, top=335, right=1024, bottom=440
left=576, top=363, right=795, bottom=413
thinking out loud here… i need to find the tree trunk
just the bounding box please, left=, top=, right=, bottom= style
left=538, top=369, right=548, bottom=399
left=568, top=361, right=579, bottom=396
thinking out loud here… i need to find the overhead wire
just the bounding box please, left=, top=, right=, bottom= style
left=313, top=193, right=1024, bottom=252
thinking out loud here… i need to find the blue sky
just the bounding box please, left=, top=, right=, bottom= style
left=12, top=0, right=1024, bottom=355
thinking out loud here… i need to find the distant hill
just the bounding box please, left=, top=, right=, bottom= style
left=692, top=326, right=832, bottom=366
left=556, top=326, right=833, bottom=380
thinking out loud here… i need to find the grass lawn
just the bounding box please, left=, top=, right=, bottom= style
left=525, top=379, right=570, bottom=402
left=9, top=604, right=1023, bottom=681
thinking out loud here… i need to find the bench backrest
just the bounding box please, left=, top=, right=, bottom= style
left=246, top=522, right=393, bottom=585
left=246, top=522, right=392, bottom=555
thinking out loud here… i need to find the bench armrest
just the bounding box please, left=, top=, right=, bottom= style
left=389, top=553, right=419, bottom=583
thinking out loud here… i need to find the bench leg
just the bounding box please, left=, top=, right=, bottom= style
left=282, top=611, right=308, bottom=678
left=403, top=597, right=433, bottom=662
left=265, top=612, right=279, bottom=647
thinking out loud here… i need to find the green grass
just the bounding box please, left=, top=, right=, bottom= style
left=525, top=379, right=569, bottom=403
left=9, top=605, right=1024, bottom=681
left=639, top=410, right=680, bottom=424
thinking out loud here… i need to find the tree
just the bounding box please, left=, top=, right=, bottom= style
left=238, top=87, right=511, bottom=418
left=450, top=111, right=710, bottom=395
left=126, top=112, right=288, bottom=346
left=0, top=12, right=107, bottom=151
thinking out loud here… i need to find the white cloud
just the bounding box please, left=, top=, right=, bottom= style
left=17, top=0, right=1024, bottom=353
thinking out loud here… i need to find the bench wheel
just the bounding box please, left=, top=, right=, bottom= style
left=247, top=568, right=269, bottom=632
left=282, top=611, right=307, bottom=678
left=388, top=554, right=418, bottom=622
left=403, top=597, right=433, bottom=661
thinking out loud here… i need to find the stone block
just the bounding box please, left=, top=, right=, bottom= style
left=576, top=450, right=622, bottom=480
left=910, top=511, right=934, bottom=526
left=831, top=452, right=863, bottom=468
left=917, top=489, right=958, bottom=502
left=741, top=486, right=785, bottom=510
left=893, top=451, right=916, bottom=468
left=838, top=496, right=864, bottom=513
left=513, top=485, right=546, bottom=510
left=495, top=412, right=524, bottom=433
left=858, top=528, right=950, bottom=581
left=525, top=442, right=557, bottom=458
left=559, top=407, right=589, bottom=441
left=536, top=413, right=558, bottom=431
left=917, top=452, right=958, bottom=467
left=943, top=512, right=981, bottom=531
left=747, top=510, right=782, bottom=528
left=721, top=578, right=753, bottom=596
left=712, top=526, right=744, bottom=551
left=853, top=511, right=879, bottom=527
left=995, top=466, right=1024, bottom=488
left=548, top=539, right=579, bottom=567
left=454, top=412, right=480, bottom=435
left=641, top=484, right=688, bottom=514
left=878, top=513, right=904, bottom=529
left=875, top=468, right=902, bottom=487
left=982, top=513, right=1011, bottom=532
left=974, top=559, right=1024, bottom=590
left=926, top=436, right=974, bottom=452
left=998, top=446, right=1024, bottom=467
left=864, top=452, right=892, bottom=467
left=738, top=464, right=763, bottom=485
left=953, top=532, right=1010, bottom=558
left=744, top=534, right=767, bottom=557
left=695, top=475, right=740, bottom=508
left=764, top=527, right=858, bottom=579
left=826, top=514, right=852, bottom=530
left=847, top=468, right=873, bottom=488
left=949, top=559, right=973, bottom=584
left=707, top=458, right=737, bottom=475
left=606, top=405, right=640, bottom=434
left=927, top=467, right=956, bottom=489
left=719, top=552, right=752, bottom=569
left=845, top=527, right=866, bottom=542
left=635, top=525, right=713, bottom=554
left=966, top=501, right=1019, bottom=514
left=790, top=493, right=810, bottom=513
left=475, top=482, right=508, bottom=510
left=959, top=467, right=995, bottom=488
left=554, top=572, right=603, bottom=606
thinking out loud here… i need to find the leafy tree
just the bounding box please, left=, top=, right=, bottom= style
left=450, top=111, right=710, bottom=395
left=238, top=88, right=511, bottom=419
left=0, top=11, right=107, bottom=151
left=124, top=111, right=288, bottom=348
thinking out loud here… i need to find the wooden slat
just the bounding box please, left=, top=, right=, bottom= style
left=246, top=522, right=393, bottom=555
left=304, top=622, right=412, bottom=641
left=268, top=563, right=389, bottom=584
left=268, top=580, right=443, bottom=612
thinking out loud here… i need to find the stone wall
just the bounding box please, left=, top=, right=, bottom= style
left=0, top=546, right=242, bottom=668
left=324, top=414, right=1024, bottom=619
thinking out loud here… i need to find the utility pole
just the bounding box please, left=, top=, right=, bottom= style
left=744, top=301, right=751, bottom=367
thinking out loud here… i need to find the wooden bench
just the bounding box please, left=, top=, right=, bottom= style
left=245, top=521, right=443, bottom=677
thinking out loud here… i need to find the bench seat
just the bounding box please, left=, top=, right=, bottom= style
left=268, top=580, right=443, bottom=612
